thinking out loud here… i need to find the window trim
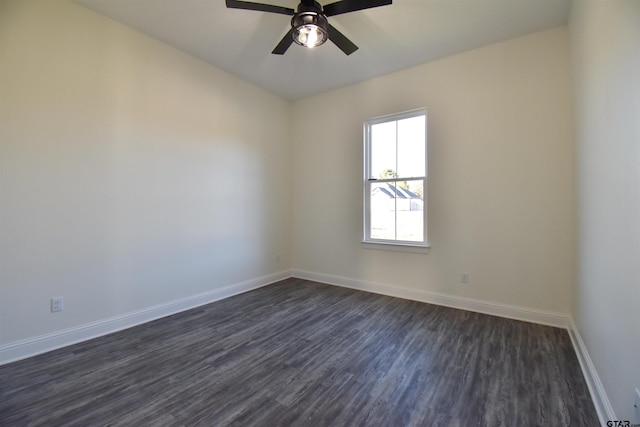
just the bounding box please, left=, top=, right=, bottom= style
left=362, top=108, right=429, bottom=251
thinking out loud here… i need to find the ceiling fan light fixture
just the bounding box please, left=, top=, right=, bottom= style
left=227, top=0, right=393, bottom=55
left=292, top=12, right=328, bottom=48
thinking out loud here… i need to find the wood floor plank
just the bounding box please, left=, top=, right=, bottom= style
left=0, top=278, right=599, bottom=426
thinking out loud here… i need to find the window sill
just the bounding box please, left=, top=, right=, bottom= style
left=361, top=241, right=430, bottom=254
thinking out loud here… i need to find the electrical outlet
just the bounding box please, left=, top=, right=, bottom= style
left=461, top=273, right=469, bottom=284
left=634, top=388, right=640, bottom=422
left=51, top=297, right=64, bottom=313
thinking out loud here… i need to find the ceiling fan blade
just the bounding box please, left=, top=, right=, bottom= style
left=272, top=28, right=294, bottom=55
left=327, top=23, right=358, bottom=55
left=226, top=0, right=295, bottom=15
left=323, top=0, right=392, bottom=16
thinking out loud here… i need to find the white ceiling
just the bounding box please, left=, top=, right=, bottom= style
left=75, top=0, right=571, bottom=100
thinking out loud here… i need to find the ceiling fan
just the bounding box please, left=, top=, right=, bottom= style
left=226, top=0, right=392, bottom=55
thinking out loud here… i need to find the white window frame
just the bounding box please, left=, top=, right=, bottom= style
left=362, top=108, right=429, bottom=252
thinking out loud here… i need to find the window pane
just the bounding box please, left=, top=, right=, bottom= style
left=370, top=121, right=396, bottom=179
left=371, top=180, right=424, bottom=242
left=396, top=179, right=424, bottom=242
left=370, top=182, right=396, bottom=240
left=397, top=115, right=425, bottom=178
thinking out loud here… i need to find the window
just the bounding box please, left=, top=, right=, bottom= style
left=363, top=109, right=428, bottom=249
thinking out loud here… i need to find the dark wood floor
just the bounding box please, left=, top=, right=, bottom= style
left=0, top=278, right=599, bottom=426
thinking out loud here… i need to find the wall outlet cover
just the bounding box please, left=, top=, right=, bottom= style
left=51, top=297, right=64, bottom=313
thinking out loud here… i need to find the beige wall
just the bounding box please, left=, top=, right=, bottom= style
left=0, top=0, right=291, bottom=345
left=570, top=0, right=640, bottom=421
left=291, top=27, right=574, bottom=315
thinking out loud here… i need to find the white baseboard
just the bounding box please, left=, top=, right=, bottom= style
left=0, top=270, right=293, bottom=366
left=292, top=269, right=569, bottom=328
left=568, top=318, right=615, bottom=425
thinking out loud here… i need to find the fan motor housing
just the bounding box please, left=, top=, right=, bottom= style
left=296, top=1, right=324, bottom=14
